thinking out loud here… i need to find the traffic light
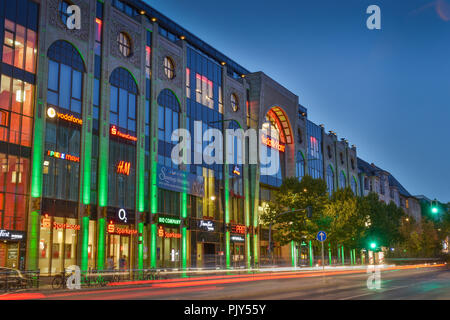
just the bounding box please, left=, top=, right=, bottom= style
left=370, top=242, right=377, bottom=250
left=431, top=200, right=439, bottom=214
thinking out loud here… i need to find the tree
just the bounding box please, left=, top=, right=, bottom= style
left=260, top=175, right=329, bottom=246
left=359, top=192, right=405, bottom=249
left=323, top=188, right=366, bottom=250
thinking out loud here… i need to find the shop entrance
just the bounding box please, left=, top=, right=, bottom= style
left=203, top=243, right=216, bottom=267
left=107, top=234, right=131, bottom=271
left=0, top=242, right=19, bottom=269
left=231, top=242, right=245, bottom=268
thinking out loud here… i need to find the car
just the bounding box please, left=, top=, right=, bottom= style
left=0, top=267, right=33, bottom=291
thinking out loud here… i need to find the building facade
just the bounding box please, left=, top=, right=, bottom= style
left=6, top=0, right=433, bottom=273
left=357, top=158, right=422, bottom=222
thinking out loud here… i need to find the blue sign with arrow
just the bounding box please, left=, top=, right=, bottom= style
left=316, top=231, right=327, bottom=242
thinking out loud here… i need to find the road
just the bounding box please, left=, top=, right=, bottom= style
left=1, top=264, right=448, bottom=300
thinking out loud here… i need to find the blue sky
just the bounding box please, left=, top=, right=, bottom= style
left=145, top=0, right=450, bottom=202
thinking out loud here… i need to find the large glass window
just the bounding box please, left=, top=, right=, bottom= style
left=307, top=120, right=323, bottom=179
left=0, top=153, right=30, bottom=231
left=351, top=176, right=357, bottom=195
left=157, top=89, right=180, bottom=169
left=0, top=75, right=34, bottom=147
left=339, top=171, right=346, bottom=189
left=47, top=41, right=85, bottom=115
left=108, top=141, right=135, bottom=209
left=43, top=123, right=80, bottom=201
left=2, top=19, right=37, bottom=73
left=326, top=165, right=334, bottom=195
left=296, top=152, right=305, bottom=182
left=108, top=68, right=138, bottom=210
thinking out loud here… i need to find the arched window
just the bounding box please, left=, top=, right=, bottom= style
left=108, top=67, right=138, bottom=209
left=109, top=67, right=137, bottom=133
left=44, top=40, right=85, bottom=202
left=296, top=152, right=305, bottom=181
left=47, top=40, right=85, bottom=114
left=351, top=176, right=357, bottom=195
left=260, top=107, right=290, bottom=187
left=326, top=165, right=335, bottom=195
left=164, top=57, right=175, bottom=79
left=339, top=171, right=346, bottom=189
left=157, top=89, right=180, bottom=169
left=118, top=32, right=132, bottom=57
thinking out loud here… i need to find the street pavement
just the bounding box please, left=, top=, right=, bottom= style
left=0, top=264, right=448, bottom=300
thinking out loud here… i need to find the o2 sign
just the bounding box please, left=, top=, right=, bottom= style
left=118, top=208, right=127, bottom=223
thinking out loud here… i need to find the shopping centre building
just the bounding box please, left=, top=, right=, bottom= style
left=0, top=0, right=378, bottom=274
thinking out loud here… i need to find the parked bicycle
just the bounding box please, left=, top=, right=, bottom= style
left=51, top=271, right=69, bottom=290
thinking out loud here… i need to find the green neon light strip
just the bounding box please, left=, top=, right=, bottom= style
left=224, top=160, right=230, bottom=267
left=341, top=246, right=345, bottom=265
left=253, top=234, right=258, bottom=266
left=309, top=240, right=313, bottom=267
left=291, top=241, right=295, bottom=267
left=98, top=140, right=108, bottom=207
left=328, top=243, right=332, bottom=265
left=97, top=218, right=105, bottom=270
left=81, top=216, right=89, bottom=272
left=31, top=103, right=43, bottom=198
left=150, top=224, right=157, bottom=268
left=246, top=233, right=251, bottom=269
left=138, top=222, right=144, bottom=269
left=226, top=231, right=230, bottom=269
left=181, top=192, right=187, bottom=270
left=26, top=211, right=40, bottom=270
left=82, top=142, right=91, bottom=205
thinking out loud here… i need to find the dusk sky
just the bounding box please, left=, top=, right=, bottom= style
left=145, top=0, right=450, bottom=202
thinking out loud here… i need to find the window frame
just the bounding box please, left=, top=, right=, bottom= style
left=118, top=32, right=132, bottom=57
left=164, top=56, right=175, bottom=79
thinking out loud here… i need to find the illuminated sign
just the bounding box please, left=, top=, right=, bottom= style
left=118, top=208, right=128, bottom=223
left=0, top=229, right=25, bottom=241
left=41, top=214, right=80, bottom=230
left=158, top=215, right=181, bottom=226
left=107, top=221, right=137, bottom=235
left=231, top=235, right=245, bottom=242
left=231, top=224, right=246, bottom=235
left=47, top=107, right=82, bottom=125
left=47, top=150, right=80, bottom=163
left=41, top=214, right=51, bottom=228
left=261, top=135, right=286, bottom=152
left=53, top=222, right=80, bottom=230
left=117, top=161, right=131, bottom=176
left=110, top=125, right=137, bottom=142
left=157, top=226, right=181, bottom=239
left=199, top=220, right=215, bottom=232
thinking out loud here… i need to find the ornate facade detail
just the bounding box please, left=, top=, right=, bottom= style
left=157, top=44, right=182, bottom=88
left=48, top=0, right=90, bottom=41
left=109, top=13, right=141, bottom=68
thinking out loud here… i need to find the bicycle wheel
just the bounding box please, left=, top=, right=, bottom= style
left=52, top=276, right=64, bottom=290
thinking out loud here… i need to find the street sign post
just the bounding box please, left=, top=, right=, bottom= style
left=317, top=231, right=327, bottom=271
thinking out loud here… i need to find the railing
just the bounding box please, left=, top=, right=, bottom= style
left=0, top=270, right=40, bottom=292
left=50, top=268, right=162, bottom=290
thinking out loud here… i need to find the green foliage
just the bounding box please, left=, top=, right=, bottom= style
left=261, top=177, right=445, bottom=259
left=260, top=175, right=328, bottom=246
left=358, top=192, right=404, bottom=248
left=323, top=188, right=365, bottom=248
